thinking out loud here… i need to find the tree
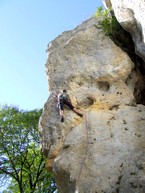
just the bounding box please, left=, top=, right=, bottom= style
left=0, top=105, right=57, bottom=193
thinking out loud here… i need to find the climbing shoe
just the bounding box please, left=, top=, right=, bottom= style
left=77, top=113, right=83, bottom=117
left=61, top=116, right=64, bottom=122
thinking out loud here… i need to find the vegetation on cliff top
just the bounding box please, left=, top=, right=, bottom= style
left=95, top=6, right=136, bottom=62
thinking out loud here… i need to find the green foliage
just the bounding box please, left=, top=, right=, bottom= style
left=95, top=6, right=120, bottom=37
left=0, top=105, right=57, bottom=193
left=95, top=6, right=136, bottom=62
left=95, top=6, right=111, bottom=35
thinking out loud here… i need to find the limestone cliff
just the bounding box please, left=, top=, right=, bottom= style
left=39, top=4, right=145, bottom=193
left=103, top=0, right=145, bottom=62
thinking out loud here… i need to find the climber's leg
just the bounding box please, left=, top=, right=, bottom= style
left=64, top=101, right=83, bottom=117
left=73, top=107, right=83, bottom=117
left=58, top=102, right=64, bottom=122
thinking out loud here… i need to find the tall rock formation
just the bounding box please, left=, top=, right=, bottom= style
left=39, top=3, right=145, bottom=193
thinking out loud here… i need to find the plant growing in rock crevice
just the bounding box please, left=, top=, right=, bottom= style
left=95, top=6, right=115, bottom=36
left=95, top=7, right=135, bottom=62
left=95, top=7, right=145, bottom=105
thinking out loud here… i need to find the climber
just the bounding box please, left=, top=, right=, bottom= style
left=57, top=89, right=83, bottom=122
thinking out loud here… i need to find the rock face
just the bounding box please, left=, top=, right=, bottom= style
left=103, top=0, right=145, bottom=62
left=39, top=15, right=145, bottom=193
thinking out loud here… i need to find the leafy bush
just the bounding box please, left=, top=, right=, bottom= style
left=95, top=6, right=136, bottom=62
left=95, top=6, right=120, bottom=37
left=95, top=7, right=112, bottom=35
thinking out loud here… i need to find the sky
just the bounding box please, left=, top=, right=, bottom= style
left=0, top=0, right=103, bottom=111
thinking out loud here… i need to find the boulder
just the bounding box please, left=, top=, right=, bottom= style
left=39, top=16, right=145, bottom=193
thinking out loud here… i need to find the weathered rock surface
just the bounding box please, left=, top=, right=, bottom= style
left=103, top=0, right=145, bottom=62
left=39, top=15, right=145, bottom=193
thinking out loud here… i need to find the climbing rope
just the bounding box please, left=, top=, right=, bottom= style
left=75, top=112, right=90, bottom=193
